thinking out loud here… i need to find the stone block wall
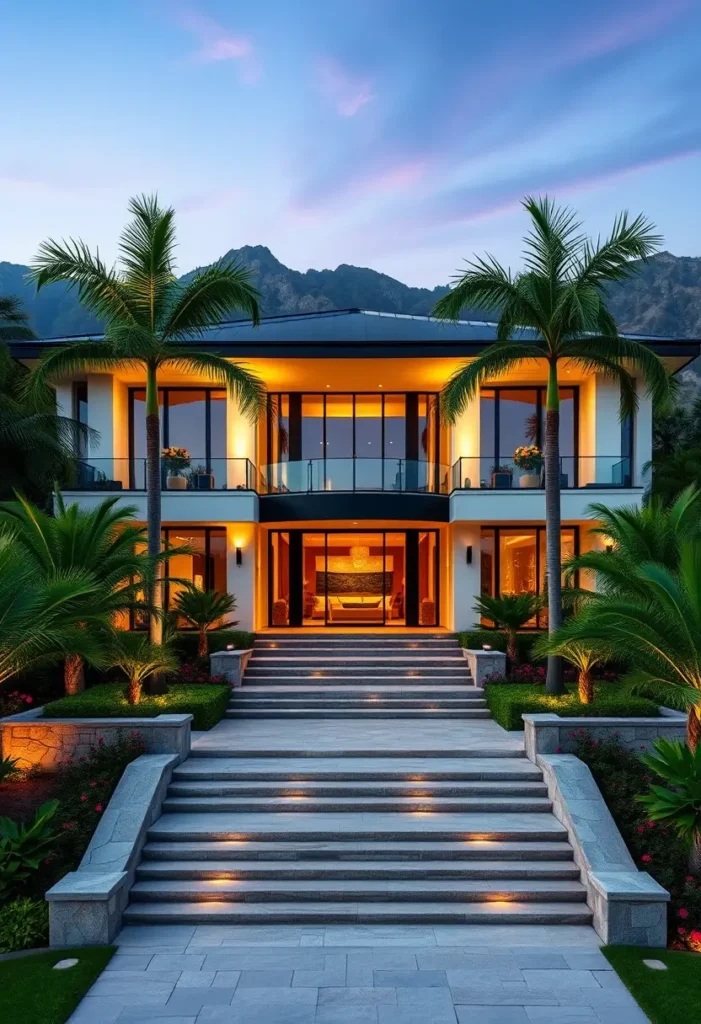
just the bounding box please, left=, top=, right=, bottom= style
left=524, top=712, right=686, bottom=761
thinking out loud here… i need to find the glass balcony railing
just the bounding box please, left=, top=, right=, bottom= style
left=262, top=458, right=451, bottom=494
left=451, top=456, right=634, bottom=491
left=63, top=458, right=257, bottom=491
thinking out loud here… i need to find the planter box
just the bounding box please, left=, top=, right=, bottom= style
left=523, top=711, right=686, bottom=761
left=191, top=473, right=215, bottom=490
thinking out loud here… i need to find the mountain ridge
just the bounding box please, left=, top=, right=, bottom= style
left=2, top=245, right=701, bottom=339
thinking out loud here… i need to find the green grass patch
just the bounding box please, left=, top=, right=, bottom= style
left=0, top=946, right=115, bottom=1024
left=484, top=683, right=659, bottom=731
left=603, top=946, right=701, bottom=1023
left=44, top=683, right=230, bottom=731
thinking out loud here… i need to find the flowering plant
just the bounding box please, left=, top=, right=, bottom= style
left=513, top=445, right=543, bottom=472
left=162, top=446, right=190, bottom=474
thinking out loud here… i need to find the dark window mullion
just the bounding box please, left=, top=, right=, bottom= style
left=205, top=391, right=212, bottom=471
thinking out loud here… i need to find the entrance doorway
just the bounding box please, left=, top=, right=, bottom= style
left=268, top=530, right=439, bottom=628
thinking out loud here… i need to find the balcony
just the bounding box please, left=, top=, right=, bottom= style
left=64, top=458, right=259, bottom=492
left=451, top=456, right=634, bottom=491
left=263, top=459, right=450, bottom=495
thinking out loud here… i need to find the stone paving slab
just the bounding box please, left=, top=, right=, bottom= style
left=66, top=925, right=648, bottom=1023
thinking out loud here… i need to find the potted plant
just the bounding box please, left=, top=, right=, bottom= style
left=490, top=464, right=513, bottom=489
left=513, top=445, right=543, bottom=488
left=189, top=464, right=215, bottom=490
left=162, top=446, right=190, bottom=489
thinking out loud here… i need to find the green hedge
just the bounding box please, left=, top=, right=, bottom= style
left=454, top=629, right=541, bottom=664
left=43, top=683, right=230, bottom=731
left=172, top=629, right=255, bottom=662
left=484, top=682, right=659, bottom=731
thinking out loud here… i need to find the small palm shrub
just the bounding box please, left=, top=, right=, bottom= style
left=473, top=593, right=544, bottom=665
left=0, top=800, right=60, bottom=901
left=0, top=757, right=20, bottom=783
left=172, top=585, right=238, bottom=657
left=638, top=739, right=701, bottom=873
left=110, top=631, right=178, bottom=704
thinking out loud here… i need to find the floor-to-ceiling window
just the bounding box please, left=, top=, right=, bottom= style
left=265, top=393, right=442, bottom=492
left=268, top=530, right=439, bottom=627
left=480, top=525, right=578, bottom=628
left=480, top=387, right=577, bottom=487
left=129, top=387, right=226, bottom=488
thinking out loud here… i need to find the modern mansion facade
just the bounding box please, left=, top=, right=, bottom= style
left=13, top=309, right=700, bottom=632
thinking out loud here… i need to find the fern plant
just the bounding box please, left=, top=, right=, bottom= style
left=0, top=800, right=60, bottom=901
left=638, top=738, right=701, bottom=873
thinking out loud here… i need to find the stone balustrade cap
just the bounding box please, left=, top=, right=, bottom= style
left=590, top=871, right=670, bottom=902
left=211, top=649, right=254, bottom=658
left=31, top=713, right=193, bottom=726
left=46, top=870, right=127, bottom=901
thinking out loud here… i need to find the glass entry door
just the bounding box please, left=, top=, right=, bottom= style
left=268, top=530, right=439, bottom=627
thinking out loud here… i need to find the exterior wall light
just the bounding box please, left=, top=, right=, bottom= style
left=466, top=545, right=473, bottom=564
left=605, top=543, right=613, bottom=553
left=235, top=545, right=243, bottom=566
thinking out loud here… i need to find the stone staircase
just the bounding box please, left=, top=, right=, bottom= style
left=226, top=633, right=490, bottom=719
left=122, top=633, right=590, bottom=928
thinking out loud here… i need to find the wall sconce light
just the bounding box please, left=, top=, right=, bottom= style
left=466, top=545, right=473, bottom=565
left=605, top=544, right=613, bottom=554
left=235, top=546, right=243, bottom=566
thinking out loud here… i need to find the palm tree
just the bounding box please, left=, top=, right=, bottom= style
left=638, top=739, right=701, bottom=873
left=172, top=584, right=238, bottom=658
left=435, top=196, right=674, bottom=694
left=553, top=542, right=701, bottom=750
left=0, top=491, right=168, bottom=694
left=26, top=194, right=264, bottom=643
left=473, top=592, right=543, bottom=665
left=110, top=631, right=178, bottom=705
left=534, top=635, right=610, bottom=704
left=0, top=295, right=36, bottom=341
left=0, top=529, right=104, bottom=685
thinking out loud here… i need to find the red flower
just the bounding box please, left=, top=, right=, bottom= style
left=636, top=826, right=646, bottom=833
left=678, top=927, right=687, bottom=935
left=678, top=907, right=689, bottom=919
left=97, top=737, right=104, bottom=744
left=80, top=794, right=87, bottom=802
left=89, top=781, right=97, bottom=788
left=641, top=854, right=652, bottom=863
left=61, top=821, right=75, bottom=830
left=690, top=931, right=701, bottom=943
left=647, top=821, right=655, bottom=828
left=95, top=803, right=103, bottom=812
left=686, top=876, right=695, bottom=883
left=556, top=748, right=562, bottom=754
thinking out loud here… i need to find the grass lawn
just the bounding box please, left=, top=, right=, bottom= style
left=0, top=947, right=114, bottom=1024
left=484, top=682, right=659, bottom=731
left=603, top=946, right=701, bottom=1023
left=43, top=682, right=230, bottom=730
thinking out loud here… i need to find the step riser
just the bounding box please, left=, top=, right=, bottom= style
left=130, top=891, right=587, bottom=905
left=167, top=785, right=547, bottom=797
left=147, top=829, right=566, bottom=842
left=230, top=700, right=486, bottom=709
left=162, top=799, right=551, bottom=813
left=142, top=848, right=575, bottom=863
left=241, top=678, right=476, bottom=685
left=172, top=770, right=539, bottom=782
left=185, top=749, right=526, bottom=758
left=123, top=906, right=592, bottom=925
left=136, top=867, right=580, bottom=881
left=225, top=711, right=492, bottom=720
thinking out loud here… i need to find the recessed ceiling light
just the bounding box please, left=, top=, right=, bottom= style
left=378, top=384, right=383, bottom=388
left=325, top=384, right=330, bottom=388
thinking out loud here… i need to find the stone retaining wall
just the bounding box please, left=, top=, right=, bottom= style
left=0, top=711, right=191, bottom=771
left=523, top=711, right=686, bottom=761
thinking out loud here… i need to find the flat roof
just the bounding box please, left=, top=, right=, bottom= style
left=10, top=308, right=701, bottom=362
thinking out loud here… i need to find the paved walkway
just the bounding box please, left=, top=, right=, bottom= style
left=68, top=922, right=648, bottom=1023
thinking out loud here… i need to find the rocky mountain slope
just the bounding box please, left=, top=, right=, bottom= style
left=2, top=246, right=700, bottom=339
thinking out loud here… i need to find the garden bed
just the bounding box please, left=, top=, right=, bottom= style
left=43, top=683, right=230, bottom=731
left=575, top=731, right=701, bottom=950
left=0, top=947, right=114, bottom=1024
left=485, top=682, right=659, bottom=731
left=603, top=947, right=701, bottom=1023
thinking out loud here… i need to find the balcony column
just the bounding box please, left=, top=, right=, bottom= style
left=85, top=374, right=130, bottom=487
left=579, top=374, right=621, bottom=486
left=450, top=393, right=480, bottom=489
left=450, top=523, right=482, bottom=631
left=227, top=398, right=257, bottom=490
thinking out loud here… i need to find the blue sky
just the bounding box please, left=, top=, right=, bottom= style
left=2, top=0, right=701, bottom=286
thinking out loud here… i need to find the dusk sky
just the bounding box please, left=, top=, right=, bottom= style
left=3, top=0, right=701, bottom=287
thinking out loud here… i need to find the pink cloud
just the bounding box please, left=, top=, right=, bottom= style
left=561, top=0, right=694, bottom=65
left=176, top=8, right=260, bottom=82
left=316, top=57, right=374, bottom=117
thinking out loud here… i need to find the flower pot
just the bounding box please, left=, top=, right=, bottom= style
left=167, top=475, right=187, bottom=490
left=491, top=471, right=512, bottom=489
left=519, top=473, right=541, bottom=488
left=192, top=473, right=215, bottom=490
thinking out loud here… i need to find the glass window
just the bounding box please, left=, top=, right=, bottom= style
left=480, top=529, right=495, bottom=600
left=301, top=395, right=324, bottom=460
left=384, top=394, right=406, bottom=458
left=324, top=395, right=353, bottom=458
left=418, top=531, right=437, bottom=625
left=498, top=390, right=539, bottom=460
left=167, top=391, right=207, bottom=465
left=355, top=395, right=383, bottom=489
left=270, top=532, right=290, bottom=626
left=499, top=529, right=538, bottom=596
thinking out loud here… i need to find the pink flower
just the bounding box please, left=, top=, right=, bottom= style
left=641, top=854, right=652, bottom=863
left=647, top=821, right=655, bottom=829
left=690, top=930, right=701, bottom=943
left=678, top=908, right=689, bottom=919
left=636, top=826, right=646, bottom=833
left=686, top=876, right=695, bottom=883
left=89, top=781, right=97, bottom=788
left=95, top=803, right=103, bottom=813
left=97, top=737, right=104, bottom=745
left=678, top=927, right=687, bottom=935
left=556, top=748, right=562, bottom=754
left=79, top=794, right=87, bottom=802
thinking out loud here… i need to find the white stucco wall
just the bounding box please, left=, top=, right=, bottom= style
left=449, top=522, right=482, bottom=631
left=225, top=524, right=257, bottom=631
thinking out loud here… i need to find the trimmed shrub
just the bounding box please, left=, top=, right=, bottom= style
left=484, top=682, right=659, bottom=731
left=454, top=629, right=540, bottom=664
left=43, top=683, right=230, bottom=731
left=0, top=898, right=49, bottom=953
left=172, top=629, right=255, bottom=663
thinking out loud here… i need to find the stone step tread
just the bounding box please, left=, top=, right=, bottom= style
left=123, top=901, right=593, bottom=924
left=235, top=686, right=482, bottom=693
left=136, top=859, right=580, bottom=879
left=130, top=877, right=587, bottom=898
left=141, top=839, right=574, bottom=860
left=225, top=709, right=492, bottom=718
left=149, top=811, right=568, bottom=840
left=186, top=749, right=527, bottom=759
left=242, top=676, right=474, bottom=682
left=248, top=656, right=467, bottom=662
left=162, top=796, right=552, bottom=814
left=231, top=698, right=486, bottom=705
left=167, top=780, right=547, bottom=795
left=173, top=756, right=539, bottom=779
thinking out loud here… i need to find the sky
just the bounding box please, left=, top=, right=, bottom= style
left=2, top=0, right=701, bottom=287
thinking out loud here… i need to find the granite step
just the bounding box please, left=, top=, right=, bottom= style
left=167, top=780, right=547, bottom=798
left=162, top=794, right=553, bottom=813
left=129, top=876, right=587, bottom=903
left=147, top=811, right=567, bottom=842
left=225, top=708, right=492, bottom=720
left=172, top=756, right=538, bottom=781
left=122, top=900, right=593, bottom=925
left=136, top=859, right=580, bottom=881
left=228, top=699, right=487, bottom=710
left=185, top=748, right=527, bottom=759
left=240, top=675, right=474, bottom=685
left=233, top=686, right=482, bottom=698
left=141, top=839, right=574, bottom=861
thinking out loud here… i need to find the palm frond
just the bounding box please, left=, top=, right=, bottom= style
left=118, top=194, right=177, bottom=328
left=29, top=237, right=138, bottom=325
left=563, top=334, right=676, bottom=414
left=161, top=260, right=261, bottom=339
left=575, top=211, right=662, bottom=287
left=440, top=342, right=545, bottom=422
left=161, top=347, right=265, bottom=419
left=22, top=341, right=134, bottom=405
left=433, top=254, right=524, bottom=324
left=521, top=195, right=585, bottom=284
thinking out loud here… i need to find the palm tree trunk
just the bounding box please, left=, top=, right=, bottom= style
left=198, top=628, right=208, bottom=659
left=145, top=361, right=162, bottom=647
left=544, top=357, right=565, bottom=695
left=127, top=673, right=142, bottom=705
left=506, top=631, right=518, bottom=668
left=64, top=654, right=85, bottom=696
left=578, top=667, right=593, bottom=704
left=688, top=707, right=701, bottom=752
left=689, top=835, right=701, bottom=875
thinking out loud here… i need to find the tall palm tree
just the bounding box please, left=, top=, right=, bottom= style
left=25, top=194, right=265, bottom=642
left=0, top=491, right=169, bottom=694
left=435, top=196, right=674, bottom=694
left=0, top=295, right=36, bottom=341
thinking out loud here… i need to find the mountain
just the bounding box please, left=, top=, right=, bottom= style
left=2, top=245, right=701, bottom=339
